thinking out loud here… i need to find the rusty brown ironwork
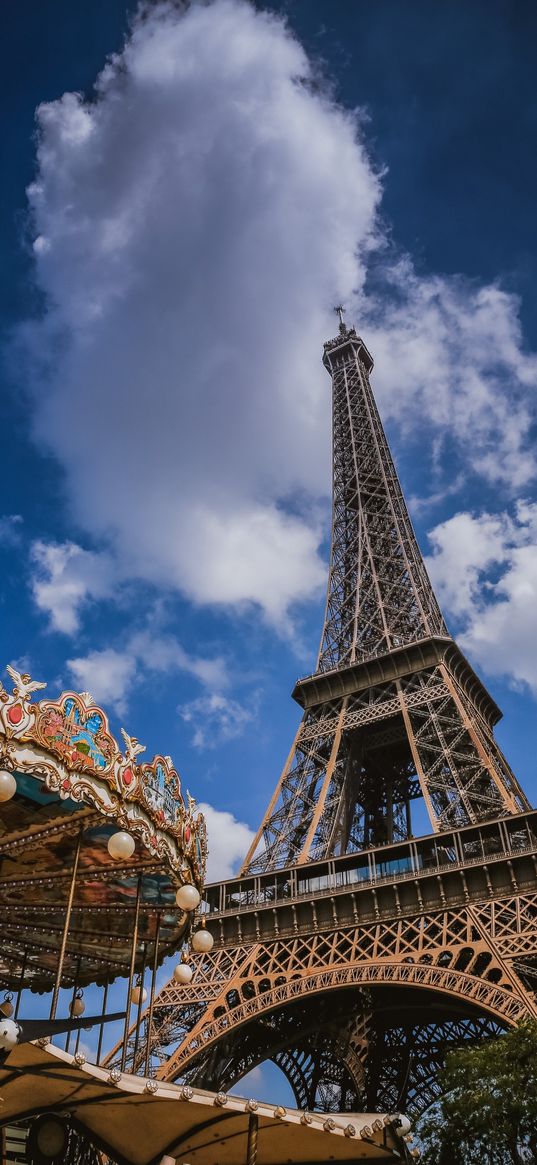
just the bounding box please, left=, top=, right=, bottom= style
left=110, top=321, right=537, bottom=1114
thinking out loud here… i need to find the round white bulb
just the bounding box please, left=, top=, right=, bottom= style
left=175, top=884, right=201, bottom=911
left=70, top=996, right=85, bottom=1017
left=0, top=771, right=17, bottom=802
left=131, top=985, right=148, bottom=1005
left=191, top=927, right=214, bottom=953
left=0, top=1020, right=19, bottom=1050
left=173, top=962, right=193, bottom=984
left=107, top=830, right=135, bottom=860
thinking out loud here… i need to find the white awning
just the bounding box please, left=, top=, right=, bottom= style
left=0, top=1042, right=412, bottom=1164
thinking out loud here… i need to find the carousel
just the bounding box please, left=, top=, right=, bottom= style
left=0, top=665, right=417, bottom=1165
left=0, top=663, right=209, bottom=1161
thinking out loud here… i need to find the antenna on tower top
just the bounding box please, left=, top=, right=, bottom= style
left=334, top=304, right=346, bottom=334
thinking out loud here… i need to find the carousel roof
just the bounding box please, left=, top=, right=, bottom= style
left=0, top=1042, right=412, bottom=1164
left=0, top=666, right=207, bottom=991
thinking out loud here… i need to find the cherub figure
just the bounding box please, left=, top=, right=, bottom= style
left=120, top=728, right=146, bottom=764
left=6, top=665, right=46, bottom=701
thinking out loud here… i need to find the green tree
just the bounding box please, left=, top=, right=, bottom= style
left=418, top=1020, right=537, bottom=1165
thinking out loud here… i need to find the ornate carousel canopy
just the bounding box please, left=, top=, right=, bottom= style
left=0, top=665, right=207, bottom=995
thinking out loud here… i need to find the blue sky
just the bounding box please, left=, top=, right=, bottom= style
left=2, top=0, right=537, bottom=860
left=2, top=0, right=537, bottom=1092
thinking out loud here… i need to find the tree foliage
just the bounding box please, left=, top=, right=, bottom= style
left=418, top=1020, right=537, bottom=1164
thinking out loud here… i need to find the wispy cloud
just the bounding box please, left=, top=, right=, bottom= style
left=362, top=262, right=537, bottom=490
left=0, top=515, right=23, bottom=546
left=30, top=540, right=116, bottom=634
left=67, top=633, right=228, bottom=716
left=426, top=501, right=537, bottom=695
left=180, top=692, right=255, bottom=749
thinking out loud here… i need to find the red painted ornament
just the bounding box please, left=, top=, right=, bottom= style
left=123, top=767, right=133, bottom=786
left=185, top=826, right=191, bottom=843
left=7, top=705, right=23, bottom=726
left=62, top=779, right=70, bottom=791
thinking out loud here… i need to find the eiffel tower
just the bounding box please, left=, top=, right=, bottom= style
left=120, top=313, right=537, bottom=1115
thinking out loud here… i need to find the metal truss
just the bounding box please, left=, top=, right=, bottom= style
left=124, top=324, right=537, bottom=1115
left=243, top=659, right=528, bottom=872
left=115, top=886, right=537, bottom=1113
left=242, top=327, right=528, bottom=873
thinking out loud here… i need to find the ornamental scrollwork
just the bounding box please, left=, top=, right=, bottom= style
left=0, top=665, right=207, bottom=882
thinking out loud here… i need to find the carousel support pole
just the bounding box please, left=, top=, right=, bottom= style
left=144, top=913, right=161, bottom=1078
left=246, top=1113, right=259, bottom=1165
left=96, top=981, right=109, bottom=1066
left=65, top=957, right=81, bottom=1052
left=50, top=829, right=83, bottom=1020
left=120, top=873, right=142, bottom=1071
left=132, top=941, right=147, bottom=1071
left=14, top=950, right=27, bottom=1020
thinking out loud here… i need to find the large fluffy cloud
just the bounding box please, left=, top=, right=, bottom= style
left=23, top=0, right=380, bottom=625
left=21, top=0, right=537, bottom=638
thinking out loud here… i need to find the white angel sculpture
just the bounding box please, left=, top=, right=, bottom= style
left=120, top=728, right=146, bottom=764
left=6, top=665, right=47, bottom=701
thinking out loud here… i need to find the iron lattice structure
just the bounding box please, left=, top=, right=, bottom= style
left=112, top=321, right=537, bottom=1114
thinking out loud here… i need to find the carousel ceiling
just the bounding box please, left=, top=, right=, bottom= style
left=0, top=1042, right=410, bottom=1165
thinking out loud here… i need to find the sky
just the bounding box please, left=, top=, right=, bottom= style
left=2, top=0, right=537, bottom=1099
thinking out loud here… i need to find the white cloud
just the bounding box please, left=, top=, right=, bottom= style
left=180, top=692, right=253, bottom=749
left=0, top=515, right=23, bottom=546
left=67, top=647, right=135, bottom=711
left=67, top=631, right=228, bottom=714
left=198, top=801, right=254, bottom=880
left=22, top=0, right=380, bottom=628
left=426, top=502, right=537, bottom=695
left=362, top=263, right=537, bottom=489
left=128, top=629, right=228, bottom=691
left=30, top=540, right=115, bottom=633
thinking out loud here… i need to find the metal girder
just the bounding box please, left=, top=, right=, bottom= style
left=242, top=331, right=528, bottom=873
left=119, top=325, right=537, bottom=1115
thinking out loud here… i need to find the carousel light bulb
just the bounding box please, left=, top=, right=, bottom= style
left=107, top=830, right=135, bottom=860
left=70, top=996, right=85, bottom=1017
left=0, top=1019, right=19, bottom=1050
left=175, top=883, right=201, bottom=911
left=0, top=771, right=17, bottom=802
left=131, top=985, right=148, bottom=1005
left=173, top=962, right=193, bottom=985
left=191, top=925, right=214, bottom=953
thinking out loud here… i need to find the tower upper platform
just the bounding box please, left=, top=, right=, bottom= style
left=322, top=323, right=374, bottom=373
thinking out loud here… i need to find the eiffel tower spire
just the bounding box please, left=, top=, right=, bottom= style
left=241, top=323, right=528, bottom=872
left=318, top=323, right=447, bottom=671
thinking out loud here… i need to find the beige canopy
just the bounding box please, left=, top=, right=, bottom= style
left=0, top=1043, right=412, bottom=1164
